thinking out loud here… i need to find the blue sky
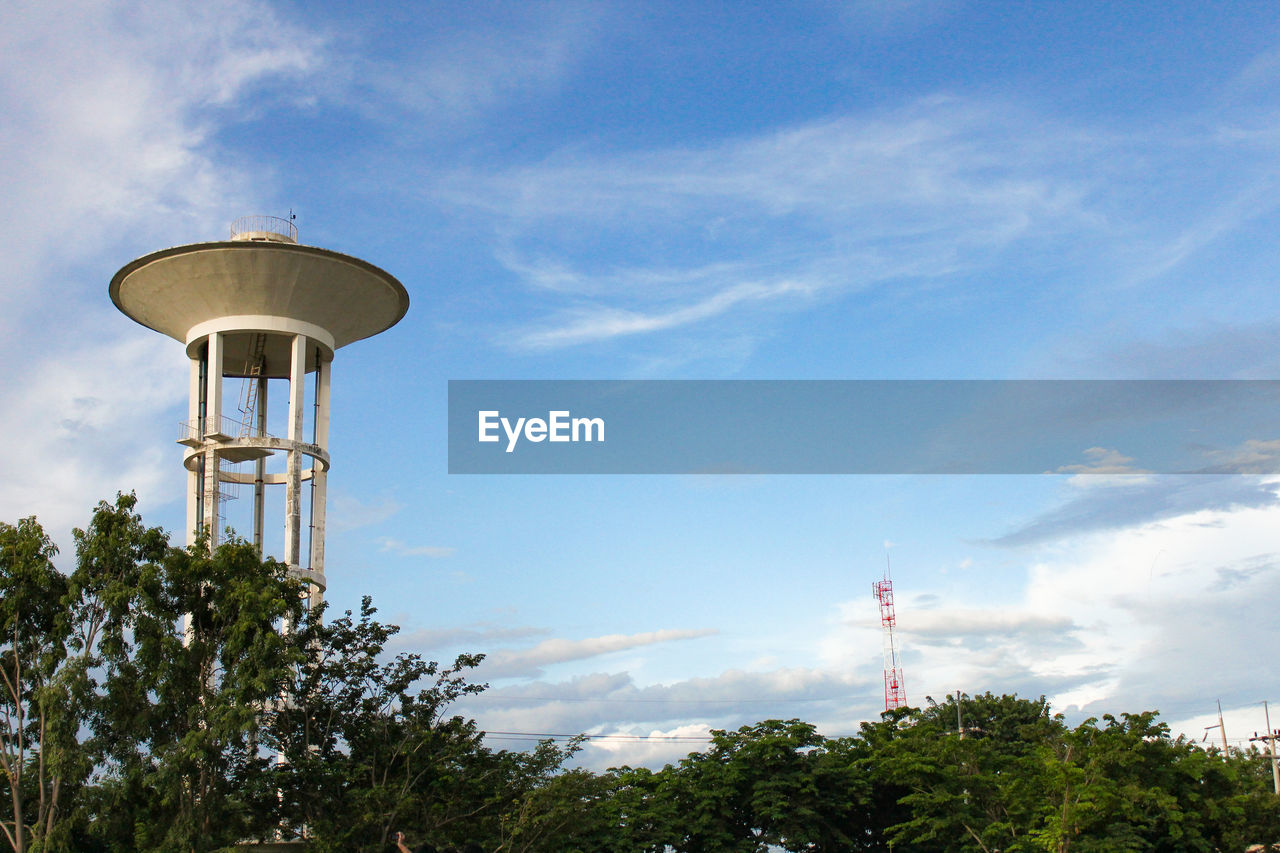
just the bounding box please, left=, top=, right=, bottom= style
left=3, top=0, right=1280, bottom=767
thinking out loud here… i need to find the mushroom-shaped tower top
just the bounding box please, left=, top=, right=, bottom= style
left=109, top=217, right=408, bottom=366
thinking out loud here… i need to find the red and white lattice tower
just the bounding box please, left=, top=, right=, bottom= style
left=872, top=559, right=907, bottom=711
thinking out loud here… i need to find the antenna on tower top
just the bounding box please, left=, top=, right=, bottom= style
left=873, top=551, right=907, bottom=712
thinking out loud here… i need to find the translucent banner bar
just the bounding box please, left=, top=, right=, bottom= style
left=447, top=380, right=1280, bottom=475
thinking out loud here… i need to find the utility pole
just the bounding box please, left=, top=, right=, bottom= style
left=1204, top=700, right=1229, bottom=755
left=956, top=690, right=964, bottom=738
left=1248, top=701, right=1280, bottom=796
left=1218, top=700, right=1229, bottom=754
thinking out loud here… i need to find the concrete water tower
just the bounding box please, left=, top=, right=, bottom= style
left=110, top=216, right=408, bottom=607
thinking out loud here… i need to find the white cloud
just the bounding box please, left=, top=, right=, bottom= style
left=0, top=0, right=321, bottom=320
left=452, top=98, right=1090, bottom=226
left=910, top=496, right=1280, bottom=732
left=437, top=487, right=1280, bottom=770
left=583, top=723, right=715, bottom=769
left=902, top=609, right=1077, bottom=641
left=0, top=0, right=326, bottom=537
left=1116, top=178, right=1280, bottom=289
left=0, top=333, right=186, bottom=547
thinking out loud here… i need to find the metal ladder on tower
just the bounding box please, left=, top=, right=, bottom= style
left=239, top=333, right=267, bottom=438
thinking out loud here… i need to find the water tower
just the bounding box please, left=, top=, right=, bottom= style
left=110, top=216, right=408, bottom=608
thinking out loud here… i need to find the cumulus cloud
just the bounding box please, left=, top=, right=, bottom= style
left=581, top=724, right=717, bottom=770
left=1054, top=446, right=1152, bottom=478
left=902, top=609, right=1079, bottom=647
left=458, top=667, right=874, bottom=768
left=946, top=500, right=1279, bottom=730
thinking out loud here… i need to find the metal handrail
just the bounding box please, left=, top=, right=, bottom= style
left=179, top=416, right=271, bottom=442
left=230, top=215, right=297, bottom=243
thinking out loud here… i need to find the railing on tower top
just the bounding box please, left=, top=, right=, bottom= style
left=230, top=215, right=297, bottom=244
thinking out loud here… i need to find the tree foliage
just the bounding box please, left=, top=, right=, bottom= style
left=4, top=500, right=1280, bottom=852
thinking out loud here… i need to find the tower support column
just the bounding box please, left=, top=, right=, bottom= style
left=308, top=352, right=331, bottom=609
left=253, top=376, right=268, bottom=551
left=284, top=334, right=307, bottom=571
left=203, top=331, right=224, bottom=549
left=186, top=355, right=202, bottom=548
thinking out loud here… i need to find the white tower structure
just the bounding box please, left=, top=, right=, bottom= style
left=110, top=216, right=408, bottom=608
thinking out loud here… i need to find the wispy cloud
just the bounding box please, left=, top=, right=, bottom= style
left=1116, top=178, right=1280, bottom=289
left=378, top=537, right=457, bottom=558
left=428, top=77, right=1280, bottom=358
left=327, top=493, right=402, bottom=532
left=985, top=475, right=1279, bottom=548
left=332, top=3, right=604, bottom=133
left=433, top=98, right=1113, bottom=350
left=478, top=628, right=718, bottom=679
left=1194, top=439, right=1280, bottom=475
left=1042, top=319, right=1280, bottom=379
left=391, top=623, right=552, bottom=655
left=515, top=278, right=816, bottom=349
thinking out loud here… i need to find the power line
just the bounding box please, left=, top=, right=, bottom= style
left=482, top=730, right=714, bottom=743
left=466, top=695, right=851, bottom=705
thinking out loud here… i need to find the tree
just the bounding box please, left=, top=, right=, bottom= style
left=0, top=516, right=68, bottom=853
left=1029, top=712, right=1275, bottom=853
left=660, top=719, right=876, bottom=852
left=269, top=597, right=494, bottom=852
left=873, top=693, right=1069, bottom=852
left=86, top=528, right=306, bottom=852
left=0, top=494, right=172, bottom=853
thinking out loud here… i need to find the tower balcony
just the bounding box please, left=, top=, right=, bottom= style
left=178, top=416, right=276, bottom=462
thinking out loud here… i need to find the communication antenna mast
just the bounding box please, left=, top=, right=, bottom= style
left=873, top=555, right=907, bottom=711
